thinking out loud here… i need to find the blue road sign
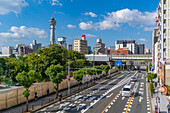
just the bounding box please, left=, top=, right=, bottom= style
left=115, top=61, right=122, bottom=66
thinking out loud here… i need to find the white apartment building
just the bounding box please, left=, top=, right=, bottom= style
left=2, top=46, right=14, bottom=55
left=152, top=29, right=160, bottom=75
left=157, top=0, right=170, bottom=85
left=115, top=40, right=137, bottom=54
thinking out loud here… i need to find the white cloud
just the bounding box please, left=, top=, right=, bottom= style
left=139, top=38, right=147, bottom=42
left=137, top=32, right=140, bottom=35
left=106, top=9, right=157, bottom=26
left=143, top=27, right=155, bottom=31
left=0, top=22, right=2, bottom=26
left=51, top=0, right=63, bottom=6
left=67, top=24, right=76, bottom=29
left=97, top=20, right=120, bottom=30
left=79, top=8, right=157, bottom=30
left=0, top=26, right=48, bottom=38
left=84, top=12, right=98, bottom=17
left=54, top=11, right=64, bottom=14
left=0, top=0, right=28, bottom=15
left=86, top=34, right=97, bottom=38
left=79, top=21, right=93, bottom=30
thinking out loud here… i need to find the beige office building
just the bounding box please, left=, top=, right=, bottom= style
left=74, top=35, right=88, bottom=54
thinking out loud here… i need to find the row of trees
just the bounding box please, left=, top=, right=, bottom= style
left=0, top=44, right=93, bottom=112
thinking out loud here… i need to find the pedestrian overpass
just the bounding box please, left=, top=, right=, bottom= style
left=85, top=54, right=152, bottom=61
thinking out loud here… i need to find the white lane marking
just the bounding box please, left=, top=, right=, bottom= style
left=140, top=88, right=144, bottom=91
left=81, top=73, right=133, bottom=113
left=147, top=108, right=150, bottom=110
left=122, top=97, right=125, bottom=100
left=106, top=93, right=113, bottom=98
left=105, top=109, right=108, bottom=112
left=139, top=96, right=143, bottom=102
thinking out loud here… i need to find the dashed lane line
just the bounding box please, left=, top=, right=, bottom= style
left=125, top=96, right=133, bottom=113
left=101, top=94, right=119, bottom=113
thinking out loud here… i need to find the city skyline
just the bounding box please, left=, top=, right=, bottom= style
left=0, top=0, right=159, bottom=51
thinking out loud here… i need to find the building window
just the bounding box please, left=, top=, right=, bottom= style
left=169, top=10, right=170, bottom=17
left=168, top=39, right=170, bottom=47
left=168, top=19, right=170, bottom=27
left=168, top=49, right=170, bottom=57
left=168, top=29, right=170, bottom=37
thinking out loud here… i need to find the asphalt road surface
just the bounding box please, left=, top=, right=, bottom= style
left=36, top=71, right=151, bottom=113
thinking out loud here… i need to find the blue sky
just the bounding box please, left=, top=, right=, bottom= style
left=0, top=0, right=159, bottom=51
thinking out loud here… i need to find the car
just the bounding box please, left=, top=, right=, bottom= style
left=138, top=70, right=141, bottom=73
left=130, top=77, right=137, bottom=82
left=122, top=85, right=132, bottom=97
left=127, top=71, right=131, bottom=74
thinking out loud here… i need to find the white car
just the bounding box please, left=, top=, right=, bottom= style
left=130, top=77, right=137, bottom=82
left=122, top=85, right=132, bottom=97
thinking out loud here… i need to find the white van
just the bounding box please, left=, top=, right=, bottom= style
left=122, top=85, right=132, bottom=97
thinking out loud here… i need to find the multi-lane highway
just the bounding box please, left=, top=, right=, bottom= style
left=36, top=71, right=151, bottom=113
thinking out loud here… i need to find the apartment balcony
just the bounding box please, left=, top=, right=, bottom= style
left=164, top=4, right=167, bottom=8
left=164, top=42, right=167, bottom=49
left=164, top=14, right=167, bottom=18
left=164, top=33, right=167, bottom=38
left=164, top=23, right=167, bottom=27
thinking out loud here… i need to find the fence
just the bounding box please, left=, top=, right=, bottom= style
left=0, top=78, right=78, bottom=110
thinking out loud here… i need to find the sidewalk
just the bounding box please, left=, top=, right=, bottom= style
left=151, top=88, right=169, bottom=113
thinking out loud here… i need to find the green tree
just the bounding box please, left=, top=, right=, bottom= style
left=146, top=65, right=148, bottom=72
left=45, top=64, right=65, bottom=99
left=9, top=54, right=16, bottom=58
left=147, top=73, right=157, bottom=82
left=148, top=82, right=155, bottom=92
left=96, top=69, right=102, bottom=75
left=37, top=44, right=67, bottom=81
left=73, top=70, right=83, bottom=90
left=118, top=66, right=121, bottom=70
left=102, top=65, right=110, bottom=75
left=16, top=70, right=41, bottom=112
left=0, top=57, right=7, bottom=76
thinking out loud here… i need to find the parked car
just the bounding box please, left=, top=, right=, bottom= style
left=130, top=77, right=137, bottom=82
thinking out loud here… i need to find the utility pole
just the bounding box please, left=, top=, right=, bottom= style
left=93, top=47, right=95, bottom=67
left=68, top=60, right=70, bottom=95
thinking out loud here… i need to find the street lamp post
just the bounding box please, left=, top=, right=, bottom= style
left=156, top=86, right=160, bottom=113
left=68, top=60, right=70, bottom=95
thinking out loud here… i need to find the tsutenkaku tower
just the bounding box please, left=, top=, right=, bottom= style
left=49, top=17, right=56, bottom=45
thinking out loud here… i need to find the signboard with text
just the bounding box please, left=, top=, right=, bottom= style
left=115, top=61, right=122, bottom=66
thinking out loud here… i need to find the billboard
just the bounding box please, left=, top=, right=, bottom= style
left=115, top=60, right=122, bottom=66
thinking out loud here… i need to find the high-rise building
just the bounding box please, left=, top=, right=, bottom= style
left=17, top=44, right=33, bottom=54
left=87, top=46, right=92, bottom=54
left=68, top=45, right=73, bottom=51
left=156, top=0, right=170, bottom=85
left=145, top=48, right=150, bottom=54
left=49, top=17, right=56, bottom=45
left=115, top=40, right=137, bottom=54
left=137, top=44, right=145, bottom=54
left=152, top=28, right=159, bottom=74
left=94, top=39, right=105, bottom=54
left=30, top=40, right=42, bottom=52
left=74, top=35, right=88, bottom=54
left=58, top=37, right=67, bottom=49
left=2, top=46, right=14, bottom=55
